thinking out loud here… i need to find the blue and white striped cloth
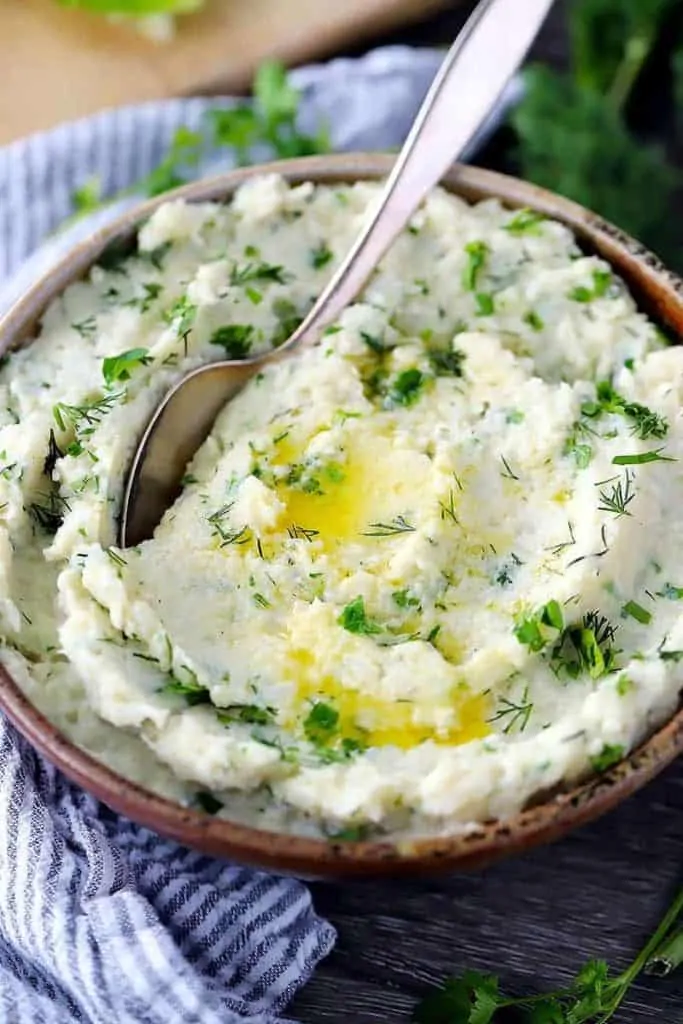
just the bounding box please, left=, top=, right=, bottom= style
left=0, top=45, right=520, bottom=1023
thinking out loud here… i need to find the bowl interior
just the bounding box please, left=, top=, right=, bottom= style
left=1, top=153, right=682, bottom=879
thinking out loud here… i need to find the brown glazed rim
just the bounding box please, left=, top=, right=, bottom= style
left=1, top=153, right=682, bottom=879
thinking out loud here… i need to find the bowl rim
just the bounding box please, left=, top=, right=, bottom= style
left=1, top=151, right=682, bottom=879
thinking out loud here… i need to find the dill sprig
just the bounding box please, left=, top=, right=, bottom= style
left=597, top=469, right=635, bottom=517
left=487, top=684, right=533, bottom=734
left=361, top=515, right=416, bottom=537
left=27, top=491, right=70, bottom=534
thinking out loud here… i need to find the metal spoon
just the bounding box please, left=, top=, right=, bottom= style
left=120, top=0, right=554, bottom=547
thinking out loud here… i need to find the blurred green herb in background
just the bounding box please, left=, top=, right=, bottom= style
left=511, top=0, right=683, bottom=269
left=70, top=61, right=329, bottom=218
left=57, top=0, right=203, bottom=15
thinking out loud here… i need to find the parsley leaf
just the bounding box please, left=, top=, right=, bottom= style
left=303, top=702, right=339, bottom=746
left=462, top=241, right=489, bottom=291
left=387, top=368, right=425, bottom=407
left=338, top=597, right=382, bottom=636
left=102, top=347, right=151, bottom=386
left=209, top=325, right=255, bottom=359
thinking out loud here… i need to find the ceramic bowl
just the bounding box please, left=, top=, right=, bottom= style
left=1, top=153, right=682, bottom=879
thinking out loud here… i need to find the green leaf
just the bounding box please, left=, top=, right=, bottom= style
left=590, top=743, right=624, bottom=773
left=71, top=176, right=102, bottom=214
left=568, top=269, right=612, bottom=302
left=504, top=208, right=547, bottom=235
left=338, top=597, right=382, bottom=635
left=511, top=65, right=681, bottom=269
left=612, top=449, right=675, bottom=465
left=413, top=971, right=502, bottom=1024
left=462, top=241, right=489, bottom=291
left=217, top=704, right=276, bottom=726
left=428, top=347, right=466, bottom=377
left=388, top=368, right=425, bottom=407
left=209, top=325, right=255, bottom=359
left=159, top=674, right=211, bottom=706
left=622, top=600, right=652, bottom=624
left=475, top=292, right=495, bottom=317
left=303, top=702, right=339, bottom=745
left=102, top=347, right=151, bottom=385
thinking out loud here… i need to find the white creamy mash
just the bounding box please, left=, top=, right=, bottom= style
left=1, top=174, right=682, bottom=839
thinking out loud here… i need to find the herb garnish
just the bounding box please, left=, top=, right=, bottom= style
left=125, top=282, right=163, bottom=313
left=164, top=294, right=197, bottom=353
left=612, top=449, right=676, bottom=465
left=303, top=702, right=339, bottom=745
left=387, top=368, right=425, bottom=408
left=514, top=600, right=564, bottom=653
left=413, top=885, right=683, bottom=1024
left=597, top=469, right=635, bottom=518
left=582, top=381, right=668, bottom=440
left=591, top=743, right=625, bottom=773
left=27, top=491, right=70, bottom=534
left=102, top=347, right=151, bottom=386
left=43, top=429, right=63, bottom=476
left=217, top=704, right=276, bottom=726
left=159, top=674, right=211, bottom=706
left=209, top=325, right=255, bottom=359
left=475, top=292, right=495, bottom=317
left=622, top=600, right=652, bottom=625
left=523, top=309, right=544, bottom=331
left=488, top=685, right=533, bottom=734
left=462, top=241, right=489, bottom=291
left=499, top=456, right=519, bottom=481
left=504, top=208, right=546, bottom=235
left=362, top=516, right=416, bottom=537
left=229, top=261, right=287, bottom=286
left=338, top=597, right=382, bottom=636
left=71, top=315, right=97, bottom=340
left=310, top=243, right=333, bottom=270
left=551, top=610, right=618, bottom=680
left=657, top=583, right=683, bottom=600
left=427, top=347, right=466, bottom=377
left=569, top=268, right=612, bottom=302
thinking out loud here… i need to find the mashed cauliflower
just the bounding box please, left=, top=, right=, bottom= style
left=0, top=174, right=681, bottom=839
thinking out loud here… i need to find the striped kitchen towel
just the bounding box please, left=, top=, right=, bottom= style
left=0, top=45, right=521, bottom=1024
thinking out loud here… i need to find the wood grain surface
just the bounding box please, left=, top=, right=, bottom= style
left=292, top=759, right=683, bottom=1021
left=0, top=0, right=452, bottom=145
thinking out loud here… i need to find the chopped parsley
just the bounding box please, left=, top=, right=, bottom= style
left=475, top=292, right=495, bottom=317
left=427, top=347, right=466, bottom=377
left=159, top=674, right=211, bottom=706
left=387, top=368, right=425, bottom=407
left=309, top=243, right=333, bottom=269
left=303, top=702, right=339, bottom=745
left=550, top=610, right=618, bottom=680
left=229, top=261, right=287, bottom=286
left=590, top=743, right=625, bottom=773
left=338, top=596, right=382, bottom=636
left=102, top=347, right=151, bottom=386
left=209, top=324, right=255, bottom=359
left=504, top=208, right=546, bottom=235
left=568, top=268, right=612, bottom=302
left=392, top=589, right=420, bottom=610
left=582, top=381, right=668, bottom=440
left=217, top=704, right=276, bottom=726
left=523, top=309, right=544, bottom=331
left=514, top=600, right=564, bottom=652
left=462, top=240, right=489, bottom=291
left=164, top=294, right=197, bottom=351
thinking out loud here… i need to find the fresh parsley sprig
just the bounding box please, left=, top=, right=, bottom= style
left=413, top=884, right=683, bottom=1023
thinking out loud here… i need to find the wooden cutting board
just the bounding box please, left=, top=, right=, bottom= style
left=1, top=0, right=453, bottom=145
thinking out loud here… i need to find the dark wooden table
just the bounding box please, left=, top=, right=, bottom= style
left=291, top=3, right=683, bottom=1020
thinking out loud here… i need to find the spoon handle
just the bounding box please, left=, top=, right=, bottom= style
left=277, top=0, right=554, bottom=356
